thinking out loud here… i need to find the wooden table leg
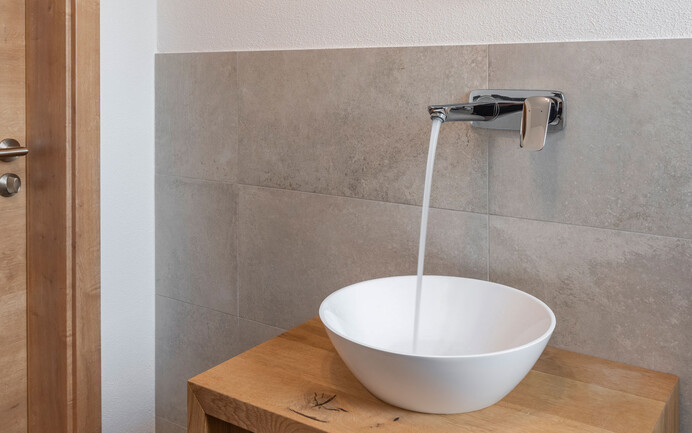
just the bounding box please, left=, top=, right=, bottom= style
left=188, top=384, right=251, bottom=433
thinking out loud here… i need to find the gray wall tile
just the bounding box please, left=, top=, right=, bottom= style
left=155, top=40, right=692, bottom=432
left=489, top=215, right=692, bottom=427
left=237, top=318, right=285, bottom=354
left=238, top=46, right=488, bottom=213
left=238, top=185, right=488, bottom=329
left=156, top=175, right=237, bottom=314
left=488, top=40, right=692, bottom=238
left=155, top=296, right=240, bottom=426
left=156, top=52, right=238, bottom=183
left=156, top=417, right=186, bottom=433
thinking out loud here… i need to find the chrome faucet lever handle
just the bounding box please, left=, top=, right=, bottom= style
left=520, top=96, right=554, bottom=151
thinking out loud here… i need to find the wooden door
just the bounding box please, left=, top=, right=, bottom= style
left=0, top=0, right=27, bottom=431
left=0, top=0, right=101, bottom=431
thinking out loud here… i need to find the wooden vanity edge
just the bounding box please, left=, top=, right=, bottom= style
left=652, top=378, right=680, bottom=433
left=188, top=381, right=327, bottom=433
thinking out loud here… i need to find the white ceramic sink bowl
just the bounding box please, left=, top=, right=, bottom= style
left=319, top=275, right=556, bottom=414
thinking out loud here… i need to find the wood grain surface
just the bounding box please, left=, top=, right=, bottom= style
left=0, top=0, right=27, bottom=431
left=26, top=0, right=101, bottom=430
left=72, top=0, right=101, bottom=430
left=189, top=318, right=679, bottom=433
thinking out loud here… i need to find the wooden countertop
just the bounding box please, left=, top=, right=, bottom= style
left=188, top=318, right=679, bottom=433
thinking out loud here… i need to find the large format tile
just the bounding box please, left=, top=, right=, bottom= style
left=156, top=52, right=238, bottom=182
left=155, top=296, right=284, bottom=427
left=155, top=296, right=239, bottom=426
left=238, top=45, right=488, bottom=213
left=489, top=215, right=692, bottom=427
left=156, top=175, right=237, bottom=314
left=488, top=39, right=692, bottom=238
left=238, top=186, right=488, bottom=329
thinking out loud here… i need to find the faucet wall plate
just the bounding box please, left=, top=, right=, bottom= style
left=469, top=89, right=565, bottom=132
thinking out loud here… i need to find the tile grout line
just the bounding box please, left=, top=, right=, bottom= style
left=158, top=172, right=489, bottom=217
left=155, top=171, right=236, bottom=185
left=241, top=181, right=692, bottom=243
left=157, top=293, right=239, bottom=318
left=241, top=316, right=287, bottom=332
left=235, top=183, right=489, bottom=217
left=156, top=416, right=186, bottom=431
left=487, top=212, right=691, bottom=242
left=235, top=51, right=241, bottom=320
left=486, top=44, right=490, bottom=282
left=156, top=293, right=287, bottom=332
left=157, top=171, right=692, bottom=242
left=235, top=186, right=240, bottom=318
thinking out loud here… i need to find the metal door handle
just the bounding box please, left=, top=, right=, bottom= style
left=0, top=138, right=29, bottom=162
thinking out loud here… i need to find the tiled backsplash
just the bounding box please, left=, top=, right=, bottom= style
left=155, top=40, right=692, bottom=432
left=488, top=40, right=692, bottom=239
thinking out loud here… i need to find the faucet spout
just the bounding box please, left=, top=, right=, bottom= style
left=427, top=90, right=565, bottom=151
left=428, top=102, right=502, bottom=123
left=428, top=101, right=529, bottom=124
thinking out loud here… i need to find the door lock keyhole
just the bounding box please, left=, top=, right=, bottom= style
left=0, top=173, right=21, bottom=197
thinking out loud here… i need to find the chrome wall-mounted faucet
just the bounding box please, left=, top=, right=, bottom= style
left=428, top=90, right=565, bottom=151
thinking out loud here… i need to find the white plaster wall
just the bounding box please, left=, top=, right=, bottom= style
left=158, top=0, right=692, bottom=53
left=101, top=0, right=156, bottom=431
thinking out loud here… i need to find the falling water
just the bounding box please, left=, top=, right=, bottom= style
left=412, top=117, right=443, bottom=354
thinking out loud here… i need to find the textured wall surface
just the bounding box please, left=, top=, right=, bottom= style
left=155, top=39, right=692, bottom=432
left=157, top=0, right=692, bottom=53
left=101, top=0, right=156, bottom=431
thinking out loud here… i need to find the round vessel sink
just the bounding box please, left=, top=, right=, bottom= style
left=319, top=275, right=556, bottom=414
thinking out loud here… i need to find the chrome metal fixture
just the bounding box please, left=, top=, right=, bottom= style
left=428, top=90, right=565, bottom=151
left=0, top=138, right=29, bottom=162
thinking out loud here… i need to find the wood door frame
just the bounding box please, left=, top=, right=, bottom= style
left=25, top=0, right=100, bottom=431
